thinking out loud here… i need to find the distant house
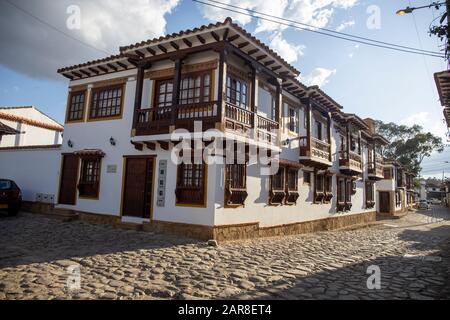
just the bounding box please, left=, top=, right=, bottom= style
left=424, top=178, right=446, bottom=201
left=0, top=106, right=63, bottom=148
left=0, top=106, right=63, bottom=204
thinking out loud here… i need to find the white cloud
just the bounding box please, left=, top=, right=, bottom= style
left=300, top=67, right=336, bottom=87
left=0, top=0, right=180, bottom=79
left=199, top=0, right=359, bottom=32
left=269, top=32, right=305, bottom=63
left=400, top=112, right=448, bottom=140
left=336, top=20, right=355, bottom=32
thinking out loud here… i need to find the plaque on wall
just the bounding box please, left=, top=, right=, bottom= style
left=157, top=160, right=167, bottom=207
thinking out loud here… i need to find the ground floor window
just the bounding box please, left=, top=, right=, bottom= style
left=269, top=167, right=286, bottom=205
left=78, top=157, right=101, bottom=199
left=337, top=177, right=353, bottom=212
left=365, top=181, right=375, bottom=209
left=225, top=163, right=248, bottom=206
left=314, top=173, right=325, bottom=203
left=324, top=175, right=333, bottom=203
left=286, top=169, right=299, bottom=204
left=175, top=162, right=206, bottom=206
left=303, top=171, right=311, bottom=185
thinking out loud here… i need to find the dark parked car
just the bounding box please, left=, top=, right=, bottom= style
left=0, top=179, right=22, bottom=216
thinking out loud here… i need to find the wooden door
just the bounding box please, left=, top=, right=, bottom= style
left=58, top=154, right=79, bottom=205
left=122, top=157, right=154, bottom=219
left=379, top=191, right=390, bottom=213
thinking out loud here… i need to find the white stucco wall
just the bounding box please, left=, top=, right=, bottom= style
left=0, top=147, right=60, bottom=202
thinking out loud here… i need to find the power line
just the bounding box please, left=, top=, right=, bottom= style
left=2, top=0, right=113, bottom=56
left=193, top=0, right=446, bottom=58
left=199, top=0, right=444, bottom=55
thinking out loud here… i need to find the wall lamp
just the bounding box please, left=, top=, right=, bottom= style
left=67, top=139, right=74, bottom=148
left=110, top=137, right=117, bottom=146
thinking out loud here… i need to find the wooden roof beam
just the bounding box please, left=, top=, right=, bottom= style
left=157, top=44, right=167, bottom=53
left=197, top=34, right=206, bottom=44
left=182, top=38, right=192, bottom=48
left=238, top=41, right=250, bottom=49
left=227, top=34, right=240, bottom=42
left=211, top=31, right=220, bottom=42
left=170, top=41, right=179, bottom=50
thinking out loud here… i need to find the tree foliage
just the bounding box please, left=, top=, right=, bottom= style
left=375, top=121, right=444, bottom=175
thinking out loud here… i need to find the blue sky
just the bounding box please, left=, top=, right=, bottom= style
left=0, top=0, right=449, bottom=177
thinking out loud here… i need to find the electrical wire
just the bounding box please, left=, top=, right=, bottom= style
left=193, top=0, right=446, bottom=58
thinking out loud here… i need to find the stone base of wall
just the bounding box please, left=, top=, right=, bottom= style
left=21, top=201, right=77, bottom=222
left=144, top=211, right=377, bottom=242
left=75, top=211, right=121, bottom=226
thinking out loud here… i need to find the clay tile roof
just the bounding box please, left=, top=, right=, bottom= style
left=58, top=17, right=300, bottom=79
left=0, top=111, right=64, bottom=132
left=73, top=149, right=105, bottom=157
left=0, top=121, right=20, bottom=135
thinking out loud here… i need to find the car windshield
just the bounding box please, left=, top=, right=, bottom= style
left=0, top=180, right=12, bottom=190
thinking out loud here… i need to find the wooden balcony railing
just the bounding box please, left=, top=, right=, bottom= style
left=339, top=150, right=362, bottom=171
left=135, top=101, right=220, bottom=135
left=224, top=102, right=253, bottom=130
left=256, top=115, right=278, bottom=144
left=299, top=136, right=331, bottom=164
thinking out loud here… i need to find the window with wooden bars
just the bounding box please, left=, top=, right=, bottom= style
left=225, top=163, right=248, bottom=206
left=324, top=175, right=333, bottom=203
left=175, top=161, right=206, bottom=206
left=337, top=177, right=352, bottom=212
left=365, top=181, right=375, bottom=208
left=345, top=180, right=353, bottom=211
left=179, top=72, right=211, bottom=105
left=78, top=157, right=101, bottom=198
left=314, top=173, right=325, bottom=203
left=286, top=169, right=299, bottom=204
left=67, top=91, right=86, bottom=122
left=226, top=74, right=248, bottom=109
left=89, top=85, right=124, bottom=120
left=269, top=167, right=286, bottom=205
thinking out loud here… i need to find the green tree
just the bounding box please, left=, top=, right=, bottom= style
left=375, top=121, right=445, bottom=175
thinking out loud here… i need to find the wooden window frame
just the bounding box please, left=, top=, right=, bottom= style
left=225, top=163, right=248, bottom=207
left=78, top=156, right=102, bottom=199
left=345, top=179, right=353, bottom=211
left=154, top=78, right=174, bottom=108
left=66, top=90, right=87, bottom=123
left=269, top=167, right=286, bottom=205
left=314, top=173, right=325, bottom=203
left=175, top=159, right=207, bottom=207
left=286, top=168, right=299, bottom=205
left=365, top=181, right=375, bottom=209
left=337, top=177, right=353, bottom=212
left=324, top=175, right=333, bottom=203
left=287, top=105, right=299, bottom=133
left=226, top=73, right=248, bottom=109
left=395, top=191, right=402, bottom=207
left=88, top=84, right=125, bottom=121
left=179, top=70, right=212, bottom=105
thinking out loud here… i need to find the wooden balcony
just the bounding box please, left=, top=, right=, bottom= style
left=135, top=101, right=220, bottom=135
left=299, top=136, right=332, bottom=169
left=134, top=101, right=280, bottom=146
left=368, top=157, right=384, bottom=180
left=339, top=150, right=362, bottom=176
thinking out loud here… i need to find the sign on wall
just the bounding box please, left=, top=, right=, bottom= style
left=157, top=160, right=167, bottom=207
left=106, top=165, right=117, bottom=173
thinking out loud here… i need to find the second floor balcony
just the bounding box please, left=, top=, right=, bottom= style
left=368, top=155, right=384, bottom=180
left=299, top=136, right=332, bottom=169
left=339, top=150, right=362, bottom=176
left=135, top=101, right=279, bottom=144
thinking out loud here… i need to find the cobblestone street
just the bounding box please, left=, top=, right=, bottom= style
left=1, top=207, right=450, bottom=300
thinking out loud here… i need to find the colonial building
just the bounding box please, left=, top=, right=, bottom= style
left=0, top=106, right=63, bottom=147
left=376, top=160, right=416, bottom=216
left=55, top=18, right=389, bottom=241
